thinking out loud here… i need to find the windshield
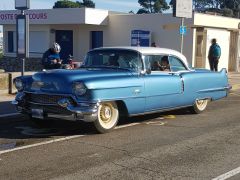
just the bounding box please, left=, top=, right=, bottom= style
left=82, top=49, right=143, bottom=71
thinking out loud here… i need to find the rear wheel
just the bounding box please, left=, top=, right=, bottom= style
left=94, top=101, right=119, bottom=133
left=189, top=99, right=209, bottom=114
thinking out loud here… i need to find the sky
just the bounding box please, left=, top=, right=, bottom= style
left=0, top=0, right=171, bottom=13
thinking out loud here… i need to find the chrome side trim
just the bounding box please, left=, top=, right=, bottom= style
left=66, top=105, right=98, bottom=115
left=224, top=85, right=232, bottom=90
left=28, top=101, right=58, bottom=106
left=197, top=86, right=231, bottom=93
left=129, top=105, right=192, bottom=117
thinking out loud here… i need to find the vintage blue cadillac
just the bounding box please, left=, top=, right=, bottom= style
left=12, top=47, right=231, bottom=133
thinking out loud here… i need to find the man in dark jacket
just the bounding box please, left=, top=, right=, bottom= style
left=208, top=38, right=221, bottom=71
left=42, top=43, right=62, bottom=69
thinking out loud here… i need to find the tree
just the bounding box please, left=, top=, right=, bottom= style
left=53, top=0, right=80, bottom=8
left=137, top=0, right=170, bottom=14
left=53, top=0, right=95, bottom=8
left=190, top=0, right=240, bottom=18
left=78, top=0, right=95, bottom=8
left=222, top=0, right=240, bottom=18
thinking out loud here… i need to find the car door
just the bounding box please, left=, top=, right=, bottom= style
left=143, top=55, right=184, bottom=112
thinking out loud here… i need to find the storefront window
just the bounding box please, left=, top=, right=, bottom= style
left=8, top=31, right=14, bottom=53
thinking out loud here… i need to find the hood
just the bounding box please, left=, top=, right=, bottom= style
left=29, top=68, right=134, bottom=93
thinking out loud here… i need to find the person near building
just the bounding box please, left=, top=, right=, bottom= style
left=208, top=38, right=221, bottom=71
left=151, top=42, right=157, bottom=47
left=42, top=42, right=62, bottom=69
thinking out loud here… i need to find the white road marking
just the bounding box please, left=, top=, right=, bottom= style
left=0, top=113, right=20, bottom=118
left=0, top=135, right=85, bottom=155
left=232, top=84, right=240, bottom=91
left=146, top=121, right=166, bottom=126
left=0, top=123, right=141, bottom=155
left=115, top=123, right=140, bottom=129
left=212, top=166, right=240, bottom=180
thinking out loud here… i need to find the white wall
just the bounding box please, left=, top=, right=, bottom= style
left=106, top=13, right=194, bottom=65
left=205, top=29, right=230, bottom=70
left=76, top=25, right=108, bottom=61
left=0, top=8, right=109, bottom=25
left=194, top=13, right=240, bottom=29
left=3, top=24, right=50, bottom=58
left=48, top=24, right=108, bottom=61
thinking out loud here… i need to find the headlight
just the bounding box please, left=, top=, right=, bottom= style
left=14, top=79, right=24, bottom=91
left=73, top=82, right=87, bottom=96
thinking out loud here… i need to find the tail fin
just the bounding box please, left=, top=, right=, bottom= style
left=220, top=68, right=227, bottom=75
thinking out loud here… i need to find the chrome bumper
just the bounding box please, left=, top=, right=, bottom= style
left=12, top=93, right=99, bottom=122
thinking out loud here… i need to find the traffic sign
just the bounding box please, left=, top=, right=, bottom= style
left=179, top=26, right=187, bottom=35
left=173, top=0, right=192, bottom=18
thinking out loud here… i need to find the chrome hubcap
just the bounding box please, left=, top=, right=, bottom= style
left=100, top=105, right=112, bottom=123
left=196, top=99, right=208, bottom=111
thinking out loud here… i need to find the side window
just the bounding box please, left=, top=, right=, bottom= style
left=144, top=55, right=170, bottom=72
left=169, top=56, right=187, bottom=72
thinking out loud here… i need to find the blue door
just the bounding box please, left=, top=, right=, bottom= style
left=55, top=30, right=73, bottom=63
left=91, top=31, right=103, bottom=49
left=144, top=73, right=183, bottom=112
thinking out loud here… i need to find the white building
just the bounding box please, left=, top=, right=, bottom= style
left=0, top=30, right=3, bottom=50
left=0, top=8, right=239, bottom=71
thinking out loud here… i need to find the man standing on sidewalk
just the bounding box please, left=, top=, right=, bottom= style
left=208, top=38, right=221, bottom=71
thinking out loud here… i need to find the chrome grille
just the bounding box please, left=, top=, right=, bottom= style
left=25, top=93, right=72, bottom=105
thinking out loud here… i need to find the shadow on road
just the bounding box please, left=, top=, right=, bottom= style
left=0, top=106, right=192, bottom=140
left=0, top=100, right=17, bottom=115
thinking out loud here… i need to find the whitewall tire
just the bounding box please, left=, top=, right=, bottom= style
left=190, top=99, right=209, bottom=114
left=94, top=101, right=119, bottom=133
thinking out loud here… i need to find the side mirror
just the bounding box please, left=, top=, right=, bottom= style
left=140, top=68, right=151, bottom=75
left=146, top=68, right=151, bottom=74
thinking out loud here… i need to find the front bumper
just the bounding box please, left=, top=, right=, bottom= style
left=12, top=92, right=99, bottom=122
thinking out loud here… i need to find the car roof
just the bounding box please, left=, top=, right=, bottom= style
left=93, top=46, right=189, bottom=68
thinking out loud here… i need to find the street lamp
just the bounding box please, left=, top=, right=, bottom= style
left=15, top=0, right=30, bottom=76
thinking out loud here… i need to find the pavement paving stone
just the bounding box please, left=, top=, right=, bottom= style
left=0, top=94, right=15, bottom=102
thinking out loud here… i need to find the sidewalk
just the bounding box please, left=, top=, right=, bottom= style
left=0, top=94, right=15, bottom=102
left=228, top=72, right=240, bottom=77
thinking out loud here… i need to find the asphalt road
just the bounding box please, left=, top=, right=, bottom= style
left=0, top=97, right=16, bottom=115
left=0, top=89, right=240, bottom=179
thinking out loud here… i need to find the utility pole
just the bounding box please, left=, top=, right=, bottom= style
left=173, top=0, right=192, bottom=54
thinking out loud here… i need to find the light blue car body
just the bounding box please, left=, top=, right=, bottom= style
left=13, top=47, right=230, bottom=122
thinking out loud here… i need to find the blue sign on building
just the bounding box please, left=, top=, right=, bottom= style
left=179, top=26, right=187, bottom=35
left=131, top=30, right=151, bottom=47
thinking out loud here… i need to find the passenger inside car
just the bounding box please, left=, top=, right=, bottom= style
left=152, top=61, right=163, bottom=71
left=161, top=56, right=170, bottom=71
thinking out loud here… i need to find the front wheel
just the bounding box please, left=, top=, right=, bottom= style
left=94, top=101, right=119, bottom=133
left=189, top=99, right=209, bottom=114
